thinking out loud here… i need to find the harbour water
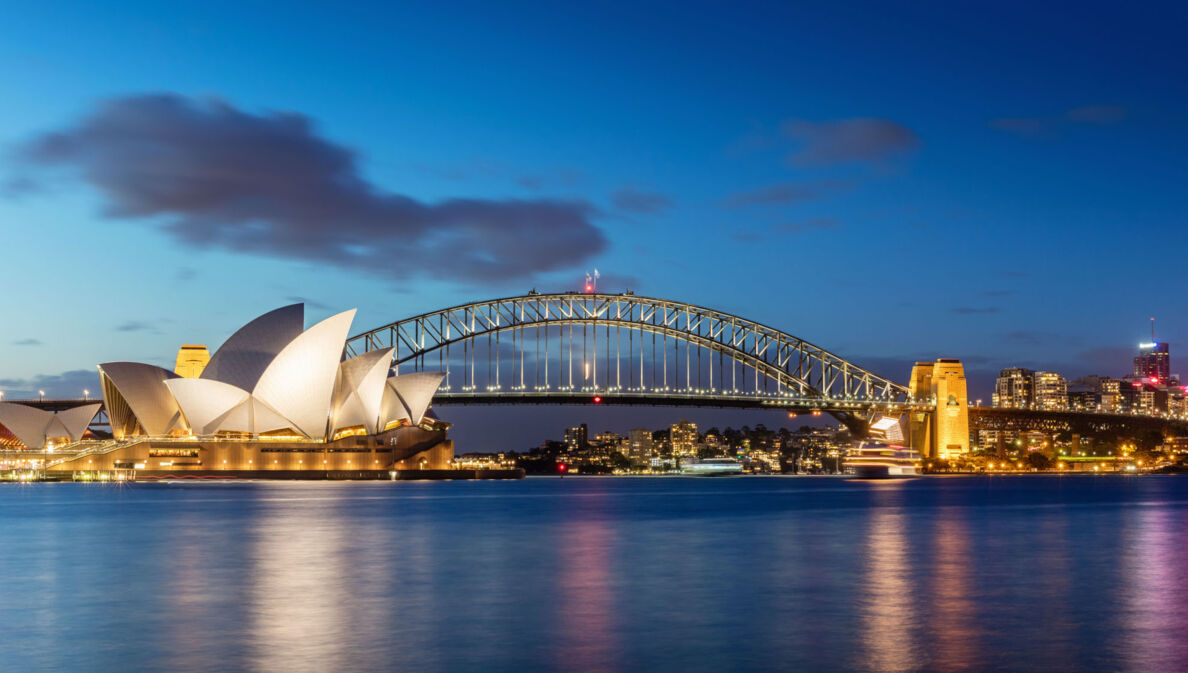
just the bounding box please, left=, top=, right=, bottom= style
left=3, top=475, right=1187, bottom=672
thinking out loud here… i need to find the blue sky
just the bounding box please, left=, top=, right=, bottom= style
left=1, top=1, right=1186, bottom=447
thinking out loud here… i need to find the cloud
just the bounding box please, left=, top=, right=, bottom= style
left=12, top=338, right=42, bottom=346
left=174, top=266, right=198, bottom=282
left=950, top=307, right=1000, bottom=315
left=775, top=217, right=840, bottom=233
left=1, top=176, right=40, bottom=198
left=611, top=187, right=674, bottom=215
left=17, top=94, right=607, bottom=284
left=0, top=369, right=99, bottom=399
left=990, top=104, right=1126, bottom=138
left=115, top=320, right=155, bottom=332
left=983, top=289, right=1015, bottom=297
left=781, top=118, right=919, bottom=164
left=723, top=179, right=848, bottom=209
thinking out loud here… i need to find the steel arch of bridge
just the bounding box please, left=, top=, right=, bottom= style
left=346, top=293, right=920, bottom=412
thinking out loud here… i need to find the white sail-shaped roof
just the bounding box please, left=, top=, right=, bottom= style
left=98, top=362, right=185, bottom=436
left=201, top=303, right=304, bottom=391
left=51, top=403, right=102, bottom=442
left=253, top=309, right=356, bottom=440
left=0, top=403, right=53, bottom=449
left=0, top=402, right=99, bottom=449
left=385, top=372, right=446, bottom=426
left=379, top=385, right=411, bottom=429
left=330, top=348, right=394, bottom=435
left=166, top=378, right=251, bottom=435
left=208, top=396, right=296, bottom=435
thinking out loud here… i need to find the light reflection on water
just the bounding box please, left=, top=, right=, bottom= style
left=2, top=476, right=1188, bottom=672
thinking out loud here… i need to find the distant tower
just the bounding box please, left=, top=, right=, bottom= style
left=908, top=359, right=970, bottom=460
left=908, top=362, right=935, bottom=456
left=1134, top=320, right=1170, bottom=384
left=174, top=345, right=211, bottom=379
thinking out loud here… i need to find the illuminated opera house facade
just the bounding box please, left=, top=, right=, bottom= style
left=38, top=304, right=455, bottom=477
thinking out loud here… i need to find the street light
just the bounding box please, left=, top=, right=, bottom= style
left=38, top=390, right=45, bottom=401
left=83, top=389, right=90, bottom=400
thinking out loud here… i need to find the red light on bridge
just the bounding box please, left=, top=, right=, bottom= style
left=585, top=284, right=593, bottom=293
left=593, top=396, right=602, bottom=404
left=558, top=463, right=568, bottom=473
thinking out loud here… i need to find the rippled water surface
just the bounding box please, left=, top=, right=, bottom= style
left=3, top=475, right=1188, bottom=672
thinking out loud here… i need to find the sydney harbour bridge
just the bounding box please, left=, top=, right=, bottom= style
left=14, top=292, right=1188, bottom=457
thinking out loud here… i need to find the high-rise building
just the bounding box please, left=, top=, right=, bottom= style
left=993, top=368, right=1034, bottom=408
left=627, top=428, right=653, bottom=460
left=1032, top=371, right=1068, bottom=410
left=1134, top=341, right=1171, bottom=384
left=173, top=345, right=211, bottom=379
left=564, top=423, right=588, bottom=452
left=670, top=419, right=699, bottom=457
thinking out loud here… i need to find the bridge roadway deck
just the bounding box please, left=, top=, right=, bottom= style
left=432, top=391, right=928, bottom=414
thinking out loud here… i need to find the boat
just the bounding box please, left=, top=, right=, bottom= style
left=843, top=442, right=919, bottom=478
left=679, top=457, right=744, bottom=476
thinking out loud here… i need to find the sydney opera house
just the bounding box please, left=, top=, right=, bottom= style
left=1, top=304, right=460, bottom=478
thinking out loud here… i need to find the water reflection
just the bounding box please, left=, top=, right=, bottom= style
left=4, top=478, right=1188, bottom=673
left=858, top=481, right=918, bottom=672
left=930, top=507, right=979, bottom=670
left=1122, top=505, right=1188, bottom=673
left=556, top=499, right=620, bottom=673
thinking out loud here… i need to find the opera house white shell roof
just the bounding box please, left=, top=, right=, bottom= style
left=0, top=402, right=101, bottom=449
left=99, top=304, right=443, bottom=442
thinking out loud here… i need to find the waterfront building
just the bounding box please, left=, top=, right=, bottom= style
left=593, top=430, right=623, bottom=451
left=993, top=368, right=1034, bottom=408
left=670, top=419, right=699, bottom=457
left=564, top=423, right=588, bottom=452
left=627, top=428, right=653, bottom=461
left=34, top=304, right=455, bottom=476
left=1032, top=372, right=1068, bottom=411
left=1067, top=389, right=1100, bottom=412
left=1134, top=340, right=1171, bottom=384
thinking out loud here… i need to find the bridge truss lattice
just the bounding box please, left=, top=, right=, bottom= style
left=346, top=293, right=923, bottom=414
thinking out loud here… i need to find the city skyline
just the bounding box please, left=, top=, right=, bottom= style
left=3, top=2, right=1188, bottom=450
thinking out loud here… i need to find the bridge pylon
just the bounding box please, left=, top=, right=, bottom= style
left=908, top=359, right=970, bottom=461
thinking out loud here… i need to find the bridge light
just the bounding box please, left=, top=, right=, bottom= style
left=593, top=396, right=602, bottom=404
left=558, top=462, right=568, bottom=473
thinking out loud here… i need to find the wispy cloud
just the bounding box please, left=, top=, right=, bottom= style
left=115, top=320, right=155, bottom=332
left=990, top=104, right=1127, bottom=138
left=0, top=369, right=99, bottom=399
left=12, top=338, right=42, bottom=346
left=611, top=187, right=674, bottom=215
left=781, top=118, right=919, bottom=165
left=723, top=180, right=849, bottom=210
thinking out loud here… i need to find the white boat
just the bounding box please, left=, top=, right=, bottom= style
left=679, top=458, right=744, bottom=475
left=843, top=442, right=919, bottom=478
